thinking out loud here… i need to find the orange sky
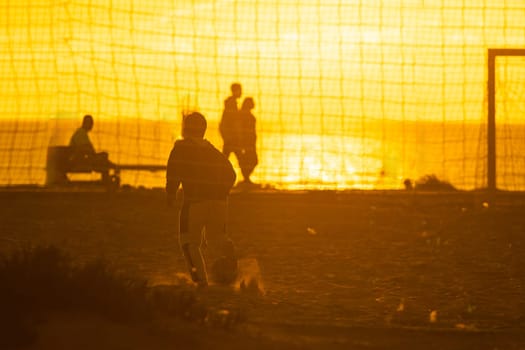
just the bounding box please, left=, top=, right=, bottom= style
left=1, top=0, right=524, bottom=189
left=1, top=0, right=524, bottom=127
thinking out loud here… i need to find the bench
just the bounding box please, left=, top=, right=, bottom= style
left=45, top=146, right=166, bottom=189
left=113, top=164, right=167, bottom=188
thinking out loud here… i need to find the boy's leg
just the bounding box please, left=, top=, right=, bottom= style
left=179, top=201, right=208, bottom=285
left=205, top=200, right=238, bottom=284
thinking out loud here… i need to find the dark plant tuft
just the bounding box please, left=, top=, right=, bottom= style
left=0, top=245, right=243, bottom=348
left=414, top=174, right=457, bottom=191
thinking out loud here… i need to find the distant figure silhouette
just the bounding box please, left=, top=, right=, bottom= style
left=239, top=97, right=258, bottom=184
left=166, top=112, right=238, bottom=287
left=69, top=114, right=115, bottom=181
left=219, top=83, right=243, bottom=162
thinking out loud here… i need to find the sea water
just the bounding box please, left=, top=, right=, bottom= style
left=1, top=118, right=524, bottom=190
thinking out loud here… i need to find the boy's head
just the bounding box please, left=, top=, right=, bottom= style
left=182, top=112, right=207, bottom=138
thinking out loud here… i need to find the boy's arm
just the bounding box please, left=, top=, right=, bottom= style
left=166, top=144, right=181, bottom=207
left=166, top=180, right=180, bottom=207
left=220, top=150, right=237, bottom=190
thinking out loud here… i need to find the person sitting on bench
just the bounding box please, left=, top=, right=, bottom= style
left=69, top=114, right=115, bottom=182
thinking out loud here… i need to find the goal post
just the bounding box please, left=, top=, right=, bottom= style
left=487, top=48, right=525, bottom=192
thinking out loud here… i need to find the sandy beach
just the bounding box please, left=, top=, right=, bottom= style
left=1, top=188, right=525, bottom=349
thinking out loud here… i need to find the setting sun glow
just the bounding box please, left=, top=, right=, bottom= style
left=1, top=0, right=524, bottom=189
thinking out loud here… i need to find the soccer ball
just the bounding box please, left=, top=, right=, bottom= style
left=210, top=256, right=238, bottom=285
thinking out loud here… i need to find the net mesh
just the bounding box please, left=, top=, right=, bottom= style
left=0, top=0, right=524, bottom=190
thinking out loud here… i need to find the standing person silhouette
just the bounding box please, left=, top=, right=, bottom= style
left=166, top=112, right=238, bottom=287
left=239, top=97, right=258, bottom=184
left=219, top=83, right=243, bottom=163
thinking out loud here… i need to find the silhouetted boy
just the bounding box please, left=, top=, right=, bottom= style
left=239, top=97, right=258, bottom=184
left=219, top=83, right=243, bottom=162
left=166, top=112, right=238, bottom=287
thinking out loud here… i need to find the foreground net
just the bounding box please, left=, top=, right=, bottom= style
left=0, top=0, right=524, bottom=190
